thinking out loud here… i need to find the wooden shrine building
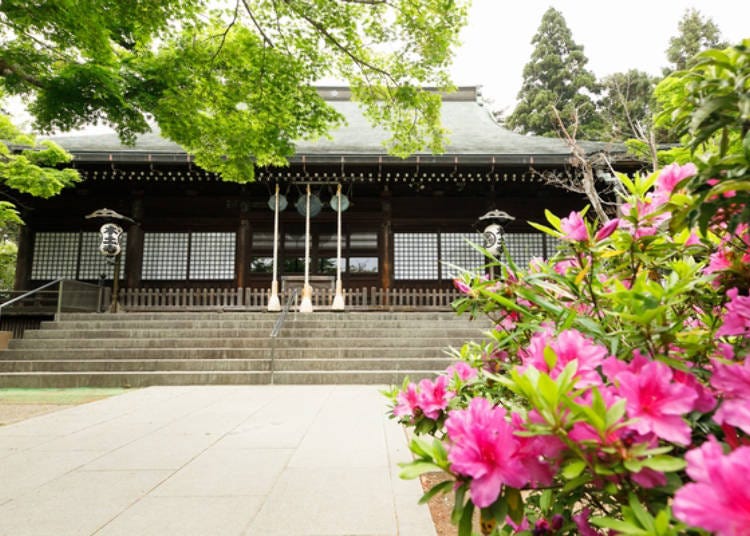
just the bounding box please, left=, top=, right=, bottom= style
left=10, top=87, right=642, bottom=310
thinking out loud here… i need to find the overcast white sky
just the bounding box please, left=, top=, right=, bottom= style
left=6, top=1, right=748, bottom=129
left=452, top=0, right=750, bottom=113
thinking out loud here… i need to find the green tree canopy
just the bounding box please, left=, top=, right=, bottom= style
left=0, top=105, right=80, bottom=225
left=665, top=8, right=727, bottom=73
left=655, top=39, right=750, bottom=233
left=0, top=0, right=469, bottom=182
left=506, top=7, right=601, bottom=139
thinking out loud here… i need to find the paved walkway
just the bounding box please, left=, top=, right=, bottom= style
left=0, top=386, right=435, bottom=536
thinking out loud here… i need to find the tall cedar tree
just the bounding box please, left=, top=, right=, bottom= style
left=507, top=7, right=601, bottom=139
left=665, top=8, right=727, bottom=73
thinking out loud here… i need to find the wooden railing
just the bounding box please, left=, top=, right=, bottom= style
left=108, top=286, right=463, bottom=311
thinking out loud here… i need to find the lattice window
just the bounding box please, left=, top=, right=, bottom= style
left=142, top=233, right=189, bottom=280
left=31, top=231, right=128, bottom=281
left=441, top=232, right=484, bottom=277
left=31, top=232, right=79, bottom=280
left=190, top=232, right=235, bottom=280
left=505, top=233, right=546, bottom=267
left=78, top=232, right=127, bottom=280
left=394, top=233, right=438, bottom=280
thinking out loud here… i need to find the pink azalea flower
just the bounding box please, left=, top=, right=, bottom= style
left=673, top=437, right=750, bottom=535
left=594, top=218, right=620, bottom=241
left=573, top=508, right=604, bottom=536
left=553, top=257, right=578, bottom=275
left=445, top=398, right=527, bottom=507
left=711, top=359, right=750, bottom=435
left=673, top=369, right=716, bottom=414
left=393, top=382, right=419, bottom=418
left=631, top=466, right=667, bottom=488
left=521, top=328, right=608, bottom=388
left=417, top=376, right=453, bottom=419
left=560, top=211, right=589, bottom=242
left=717, top=287, right=750, bottom=337
left=655, top=162, right=697, bottom=195
left=684, top=231, right=702, bottom=246
left=601, top=350, right=650, bottom=381
left=444, top=362, right=477, bottom=382
left=617, top=360, right=697, bottom=445
left=705, top=248, right=732, bottom=276
left=452, top=278, right=474, bottom=296
left=511, top=413, right=563, bottom=486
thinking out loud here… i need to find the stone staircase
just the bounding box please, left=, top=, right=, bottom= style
left=0, top=311, right=488, bottom=387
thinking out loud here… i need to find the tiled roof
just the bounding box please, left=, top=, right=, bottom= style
left=44, top=87, right=627, bottom=165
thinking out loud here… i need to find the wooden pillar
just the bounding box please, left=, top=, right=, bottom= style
left=236, top=217, right=251, bottom=288
left=125, top=194, right=144, bottom=289
left=379, top=187, right=393, bottom=296
left=14, top=224, right=33, bottom=290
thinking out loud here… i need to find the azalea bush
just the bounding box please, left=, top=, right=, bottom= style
left=385, top=161, right=750, bottom=535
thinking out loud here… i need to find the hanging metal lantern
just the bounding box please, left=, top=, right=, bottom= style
left=295, top=193, right=322, bottom=217
left=329, top=193, right=350, bottom=212
left=267, top=193, right=288, bottom=212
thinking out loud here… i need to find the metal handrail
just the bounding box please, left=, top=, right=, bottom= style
left=270, top=288, right=299, bottom=338
left=0, top=278, right=63, bottom=324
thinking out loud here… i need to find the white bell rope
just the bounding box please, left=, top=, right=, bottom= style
left=267, top=184, right=281, bottom=311
left=300, top=184, right=314, bottom=313
left=332, top=184, right=345, bottom=310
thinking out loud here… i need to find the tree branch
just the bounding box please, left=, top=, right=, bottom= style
left=208, top=0, right=242, bottom=65
left=552, top=106, right=611, bottom=223
left=0, top=58, right=44, bottom=88
left=281, top=0, right=396, bottom=83
left=240, top=0, right=276, bottom=48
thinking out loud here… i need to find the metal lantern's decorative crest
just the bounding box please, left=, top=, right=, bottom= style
left=476, top=209, right=515, bottom=256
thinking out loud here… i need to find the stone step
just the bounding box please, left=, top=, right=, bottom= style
left=8, top=337, right=470, bottom=350
left=0, top=359, right=271, bottom=372
left=56, top=312, right=462, bottom=321
left=272, top=370, right=439, bottom=385
left=0, top=371, right=272, bottom=388
left=1, top=347, right=454, bottom=360
left=0, top=357, right=449, bottom=373
left=25, top=327, right=483, bottom=340
left=272, top=358, right=451, bottom=372
left=40, top=319, right=480, bottom=330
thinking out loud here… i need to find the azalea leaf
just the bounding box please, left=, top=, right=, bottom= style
left=418, top=479, right=453, bottom=505
left=640, top=455, right=686, bottom=472
left=561, top=459, right=587, bottom=480
left=628, top=493, right=656, bottom=532
left=399, top=461, right=442, bottom=480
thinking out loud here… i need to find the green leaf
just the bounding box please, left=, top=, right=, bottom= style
left=419, top=479, right=454, bottom=505
left=451, top=484, right=467, bottom=525
left=590, top=517, right=649, bottom=535
left=561, top=459, right=586, bottom=480
left=505, top=487, right=524, bottom=524
left=628, top=493, right=655, bottom=532
left=640, top=455, right=686, bottom=472
left=398, top=461, right=443, bottom=480
left=458, top=499, right=475, bottom=536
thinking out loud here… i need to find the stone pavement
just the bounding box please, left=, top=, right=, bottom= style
left=0, top=386, right=435, bottom=536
